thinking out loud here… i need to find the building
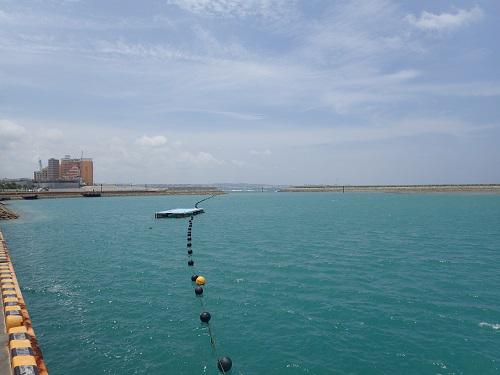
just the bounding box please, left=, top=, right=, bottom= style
left=33, top=155, right=94, bottom=186
left=79, top=159, right=94, bottom=186
left=59, top=155, right=80, bottom=181
left=34, top=168, right=48, bottom=182
left=47, top=158, right=60, bottom=181
left=60, top=156, right=94, bottom=185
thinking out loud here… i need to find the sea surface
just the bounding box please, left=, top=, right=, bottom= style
left=1, top=193, right=499, bottom=374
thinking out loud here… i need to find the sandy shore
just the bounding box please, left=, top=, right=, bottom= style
left=279, top=184, right=500, bottom=193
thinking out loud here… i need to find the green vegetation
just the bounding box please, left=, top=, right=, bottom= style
left=0, top=182, right=23, bottom=190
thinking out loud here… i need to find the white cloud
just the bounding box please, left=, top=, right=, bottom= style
left=136, top=135, right=168, bottom=147
left=168, top=0, right=296, bottom=20
left=0, top=119, right=26, bottom=140
left=178, top=151, right=224, bottom=166
left=407, top=6, right=483, bottom=31
left=156, top=108, right=264, bottom=121
left=94, top=40, right=200, bottom=62
left=298, top=0, right=419, bottom=66
left=250, top=149, right=271, bottom=156
left=230, top=159, right=250, bottom=168
left=39, top=128, right=64, bottom=141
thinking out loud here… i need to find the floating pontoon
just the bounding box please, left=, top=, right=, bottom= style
left=155, top=208, right=204, bottom=218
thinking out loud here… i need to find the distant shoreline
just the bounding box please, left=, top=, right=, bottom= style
left=279, top=184, right=500, bottom=193
left=0, top=189, right=225, bottom=200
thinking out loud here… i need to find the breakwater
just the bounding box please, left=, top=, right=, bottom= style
left=0, top=204, right=18, bottom=221
left=279, top=184, right=500, bottom=193
left=0, top=188, right=224, bottom=200
left=0, top=230, right=48, bottom=375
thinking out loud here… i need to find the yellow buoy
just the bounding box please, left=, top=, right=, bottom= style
left=196, top=276, right=206, bottom=285
left=6, top=315, right=23, bottom=330
left=12, top=355, right=37, bottom=368
left=8, top=326, right=28, bottom=334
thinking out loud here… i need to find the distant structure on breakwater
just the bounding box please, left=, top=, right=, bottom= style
left=0, top=229, right=48, bottom=374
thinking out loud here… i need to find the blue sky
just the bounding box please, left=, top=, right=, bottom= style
left=1, top=0, right=499, bottom=184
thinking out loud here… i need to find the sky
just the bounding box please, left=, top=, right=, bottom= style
left=1, top=0, right=499, bottom=185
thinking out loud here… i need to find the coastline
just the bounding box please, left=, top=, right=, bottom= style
left=279, top=184, right=500, bottom=193
left=0, top=188, right=225, bottom=200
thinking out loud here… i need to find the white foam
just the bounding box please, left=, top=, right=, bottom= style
left=479, top=322, right=500, bottom=330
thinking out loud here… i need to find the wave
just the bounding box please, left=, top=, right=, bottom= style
left=479, top=322, right=500, bottom=330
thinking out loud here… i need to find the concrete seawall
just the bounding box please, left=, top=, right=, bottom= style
left=0, top=189, right=225, bottom=200
left=0, top=230, right=48, bottom=375
left=279, top=184, right=500, bottom=193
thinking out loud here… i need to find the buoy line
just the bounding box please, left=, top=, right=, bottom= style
left=185, top=196, right=235, bottom=374
left=195, top=194, right=217, bottom=208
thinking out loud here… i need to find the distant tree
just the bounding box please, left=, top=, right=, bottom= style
left=0, top=182, right=21, bottom=190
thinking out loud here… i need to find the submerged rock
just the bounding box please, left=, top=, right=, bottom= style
left=0, top=203, right=19, bottom=220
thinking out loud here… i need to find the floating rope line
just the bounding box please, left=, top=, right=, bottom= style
left=195, top=194, right=217, bottom=208
left=184, top=196, right=234, bottom=374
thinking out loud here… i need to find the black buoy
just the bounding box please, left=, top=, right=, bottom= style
left=188, top=260, right=194, bottom=266
left=217, top=357, right=232, bottom=372
left=191, top=274, right=199, bottom=281
left=188, top=249, right=193, bottom=255
left=200, top=311, right=211, bottom=323
left=187, top=242, right=192, bottom=247
left=195, top=286, right=203, bottom=296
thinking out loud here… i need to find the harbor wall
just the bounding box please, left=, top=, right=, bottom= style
left=279, top=184, right=500, bottom=193
left=0, top=189, right=225, bottom=200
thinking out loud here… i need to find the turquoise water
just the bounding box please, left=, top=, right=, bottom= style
left=1, top=193, right=500, bottom=374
